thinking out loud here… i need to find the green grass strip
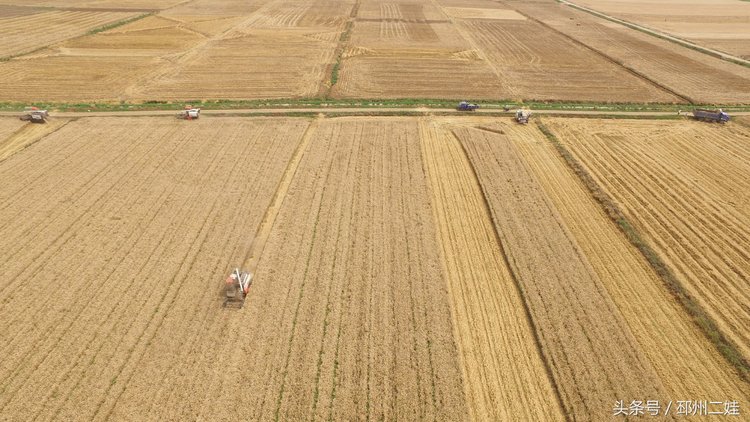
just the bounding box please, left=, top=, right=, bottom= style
left=536, top=118, right=750, bottom=383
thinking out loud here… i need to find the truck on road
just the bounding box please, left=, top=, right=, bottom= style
left=692, top=108, right=730, bottom=123
left=457, top=101, right=479, bottom=111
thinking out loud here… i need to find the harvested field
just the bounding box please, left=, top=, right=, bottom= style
left=333, top=54, right=506, bottom=99
left=572, top=0, right=750, bottom=58
left=0, top=55, right=158, bottom=102
left=503, top=118, right=750, bottom=404
left=547, top=118, right=750, bottom=364
left=419, top=118, right=564, bottom=421
left=136, top=29, right=340, bottom=100
left=506, top=0, right=750, bottom=104
left=333, top=0, right=509, bottom=99
left=456, top=17, right=680, bottom=103
left=0, top=10, right=138, bottom=58
left=455, top=125, right=667, bottom=419
left=1, top=114, right=749, bottom=420
left=356, top=1, right=447, bottom=21
left=132, top=117, right=470, bottom=420
left=442, top=7, right=525, bottom=20
left=0, top=117, right=310, bottom=419
left=0, top=0, right=349, bottom=102
left=0, top=0, right=179, bottom=9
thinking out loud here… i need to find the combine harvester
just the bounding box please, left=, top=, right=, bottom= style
left=19, top=107, right=49, bottom=123
left=223, top=268, right=254, bottom=308
left=515, top=109, right=532, bottom=124
left=457, top=101, right=479, bottom=111
left=692, top=108, right=730, bottom=123
left=177, top=105, right=201, bottom=120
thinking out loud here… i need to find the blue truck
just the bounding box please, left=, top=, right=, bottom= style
left=692, top=108, right=730, bottom=123
left=457, top=101, right=479, bottom=111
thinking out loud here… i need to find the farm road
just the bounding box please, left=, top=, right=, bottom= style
left=2, top=108, right=749, bottom=119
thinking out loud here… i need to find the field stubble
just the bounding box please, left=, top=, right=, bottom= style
left=548, top=118, right=750, bottom=364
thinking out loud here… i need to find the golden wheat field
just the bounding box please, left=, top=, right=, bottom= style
left=1, top=0, right=749, bottom=420
left=1, top=115, right=749, bottom=420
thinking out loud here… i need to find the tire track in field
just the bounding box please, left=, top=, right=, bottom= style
left=136, top=123, right=304, bottom=420
left=0, top=119, right=173, bottom=279
left=419, top=118, right=564, bottom=421
left=46, top=122, right=282, bottom=420
left=496, top=0, right=693, bottom=103
left=94, top=121, right=308, bottom=421
left=0, top=120, right=150, bottom=257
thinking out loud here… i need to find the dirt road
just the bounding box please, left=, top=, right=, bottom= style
left=3, top=107, right=748, bottom=119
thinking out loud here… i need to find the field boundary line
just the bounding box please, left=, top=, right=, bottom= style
left=499, top=1, right=694, bottom=104
left=446, top=127, right=569, bottom=420
left=536, top=119, right=750, bottom=383
left=241, top=116, right=321, bottom=272
left=558, top=0, right=750, bottom=69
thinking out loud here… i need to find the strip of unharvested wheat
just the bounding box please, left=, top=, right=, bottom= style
left=506, top=119, right=750, bottom=405
left=419, top=118, right=564, bottom=421
left=456, top=126, right=667, bottom=420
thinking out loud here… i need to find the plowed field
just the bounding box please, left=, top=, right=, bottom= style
left=547, top=118, right=750, bottom=364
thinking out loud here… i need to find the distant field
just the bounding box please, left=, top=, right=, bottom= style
left=572, top=0, right=750, bottom=59
left=0, top=9, right=138, bottom=58
left=2, top=0, right=747, bottom=103
left=506, top=0, right=750, bottom=104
